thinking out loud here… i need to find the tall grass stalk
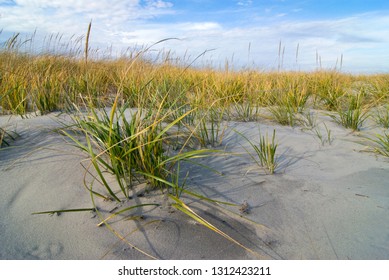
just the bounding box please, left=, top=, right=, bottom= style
left=85, top=21, right=92, bottom=65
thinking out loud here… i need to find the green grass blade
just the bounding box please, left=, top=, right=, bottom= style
left=97, top=203, right=159, bottom=226
left=32, top=208, right=95, bottom=215
left=168, top=194, right=264, bottom=258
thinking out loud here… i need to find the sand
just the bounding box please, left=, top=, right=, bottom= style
left=0, top=111, right=388, bottom=260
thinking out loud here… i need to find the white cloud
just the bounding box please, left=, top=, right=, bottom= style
left=163, top=13, right=389, bottom=72
left=1, top=1, right=388, bottom=73
left=182, top=22, right=222, bottom=32
left=147, top=0, right=173, bottom=9
left=237, top=0, right=252, bottom=6
left=0, top=0, right=174, bottom=34
left=276, top=13, right=287, bottom=17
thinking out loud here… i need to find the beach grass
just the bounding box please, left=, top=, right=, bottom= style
left=329, top=92, right=370, bottom=131
left=313, top=122, right=333, bottom=146
left=374, top=105, right=389, bottom=128
left=236, top=128, right=279, bottom=174
left=2, top=28, right=389, bottom=258
left=370, top=132, right=389, bottom=157
left=1, top=34, right=388, bottom=120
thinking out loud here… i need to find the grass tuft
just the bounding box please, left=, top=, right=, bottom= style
left=268, top=105, right=297, bottom=126
left=374, top=106, right=389, bottom=128
left=312, top=122, right=333, bottom=146
left=236, top=128, right=279, bottom=174
left=330, top=93, right=369, bottom=131
left=369, top=132, right=389, bottom=157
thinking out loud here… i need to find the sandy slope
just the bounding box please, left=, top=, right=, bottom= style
left=0, top=112, right=388, bottom=260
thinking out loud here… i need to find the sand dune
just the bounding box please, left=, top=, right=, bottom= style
left=1, top=112, right=388, bottom=259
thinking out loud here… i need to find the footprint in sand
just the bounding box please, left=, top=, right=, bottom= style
left=28, top=242, right=63, bottom=259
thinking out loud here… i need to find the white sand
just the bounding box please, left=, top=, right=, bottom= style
left=1, top=111, right=388, bottom=260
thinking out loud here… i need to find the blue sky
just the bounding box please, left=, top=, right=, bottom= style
left=1, top=0, right=388, bottom=73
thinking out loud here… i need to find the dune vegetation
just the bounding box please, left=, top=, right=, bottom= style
left=1, top=26, right=388, bottom=258
left=1, top=30, right=388, bottom=119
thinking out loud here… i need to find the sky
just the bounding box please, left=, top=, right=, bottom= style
left=0, top=0, right=388, bottom=73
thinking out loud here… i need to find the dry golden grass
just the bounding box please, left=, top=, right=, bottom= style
left=1, top=46, right=387, bottom=118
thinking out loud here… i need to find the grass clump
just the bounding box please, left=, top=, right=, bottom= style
left=61, top=96, right=260, bottom=258
left=298, top=110, right=318, bottom=129
left=268, top=104, right=297, bottom=126
left=312, top=71, right=350, bottom=111
left=236, top=129, right=279, bottom=174
left=232, top=101, right=254, bottom=121
left=369, top=132, right=389, bottom=157
left=312, top=123, right=333, bottom=146
left=192, top=106, right=227, bottom=148
left=374, top=106, right=389, bottom=128
left=330, top=93, right=369, bottom=131
left=63, top=95, right=213, bottom=201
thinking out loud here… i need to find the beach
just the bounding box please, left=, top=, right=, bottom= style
left=1, top=111, right=388, bottom=260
